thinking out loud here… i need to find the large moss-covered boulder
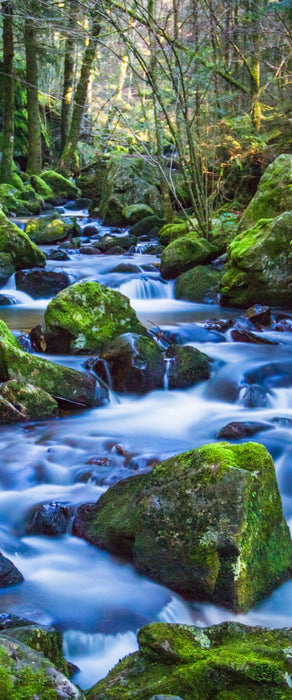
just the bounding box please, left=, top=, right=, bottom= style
left=238, top=153, right=292, bottom=233
left=122, top=203, right=155, bottom=224
left=44, top=281, right=147, bottom=353
left=175, top=265, right=222, bottom=302
left=160, top=235, right=217, bottom=279
left=158, top=221, right=190, bottom=247
left=0, top=209, right=45, bottom=284
left=40, top=170, right=80, bottom=200
left=74, top=442, right=292, bottom=612
left=30, top=175, right=54, bottom=198
left=220, top=212, right=292, bottom=307
left=0, top=321, right=97, bottom=407
left=25, top=216, right=80, bottom=244
left=2, top=624, right=67, bottom=674
left=98, top=156, right=163, bottom=225
left=0, top=183, right=43, bottom=216
left=91, top=333, right=165, bottom=393
left=87, top=621, right=292, bottom=700
left=0, top=634, right=83, bottom=698
left=0, top=380, right=58, bottom=422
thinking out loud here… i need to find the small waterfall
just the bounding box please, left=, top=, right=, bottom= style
left=120, top=277, right=172, bottom=300
left=63, top=630, right=138, bottom=690
left=163, top=357, right=174, bottom=390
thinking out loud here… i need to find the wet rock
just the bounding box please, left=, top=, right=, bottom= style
left=204, top=318, right=233, bottom=333
left=240, top=384, right=272, bottom=408
left=0, top=319, right=97, bottom=407
left=74, top=442, right=292, bottom=612
left=218, top=421, right=272, bottom=440
left=64, top=197, right=92, bottom=210
left=231, top=328, right=277, bottom=345
left=25, top=216, right=80, bottom=244
left=0, top=380, right=58, bottom=421
left=0, top=552, right=24, bottom=586
left=245, top=361, right=292, bottom=389
left=142, top=244, right=162, bottom=255
left=220, top=212, right=292, bottom=308
left=175, top=265, right=221, bottom=302
left=165, top=345, right=210, bottom=389
left=0, top=252, right=15, bottom=286
left=47, top=249, right=70, bottom=261
left=79, top=245, right=102, bottom=255
left=44, top=281, right=147, bottom=354
left=110, top=263, right=141, bottom=273
left=105, top=245, right=126, bottom=255
left=29, top=323, right=47, bottom=352
left=97, top=234, right=137, bottom=252
left=89, top=333, right=165, bottom=393
left=0, top=613, right=33, bottom=630
left=0, top=293, right=19, bottom=306
left=87, top=621, right=292, bottom=700
left=160, top=235, right=217, bottom=279
left=15, top=268, right=71, bottom=299
left=274, top=318, right=292, bottom=332
left=82, top=225, right=100, bottom=237
left=27, top=502, right=71, bottom=536
left=0, top=633, right=83, bottom=697
left=244, top=304, right=271, bottom=326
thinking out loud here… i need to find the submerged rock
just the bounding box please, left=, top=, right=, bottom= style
left=175, top=265, right=221, bottom=302
left=218, top=421, right=272, bottom=440
left=165, top=345, right=211, bottom=389
left=74, top=442, right=292, bottom=612
left=0, top=552, right=24, bottom=587
left=27, top=502, right=71, bottom=536
left=0, top=320, right=97, bottom=407
left=44, top=281, right=147, bottom=353
left=87, top=620, right=292, bottom=699
left=15, top=268, right=71, bottom=299
left=220, top=212, right=292, bottom=308
left=89, top=333, right=165, bottom=393
left=161, top=235, right=217, bottom=279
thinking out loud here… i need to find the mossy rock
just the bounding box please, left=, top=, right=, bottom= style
left=96, top=234, right=136, bottom=252
left=175, top=265, right=222, bottom=303
left=160, top=234, right=218, bottom=279
left=30, top=175, right=54, bottom=198
left=122, top=203, right=155, bottom=224
left=40, top=170, right=80, bottom=199
left=0, top=252, right=15, bottom=286
left=165, top=345, right=211, bottom=389
left=10, top=173, right=25, bottom=191
left=86, top=621, right=292, bottom=700
left=0, top=321, right=97, bottom=407
left=0, top=209, right=46, bottom=271
left=158, top=222, right=190, bottom=247
left=74, top=442, right=292, bottom=612
left=238, top=153, right=292, bottom=232
left=25, top=216, right=80, bottom=244
left=98, top=332, right=165, bottom=393
left=44, top=281, right=147, bottom=354
left=0, top=634, right=84, bottom=698
left=2, top=624, right=67, bottom=675
left=129, top=215, right=164, bottom=238
left=220, top=212, right=292, bottom=308
left=0, top=380, right=58, bottom=421
left=98, top=156, right=163, bottom=225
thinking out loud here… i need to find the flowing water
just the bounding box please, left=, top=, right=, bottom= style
left=1, top=209, right=292, bottom=690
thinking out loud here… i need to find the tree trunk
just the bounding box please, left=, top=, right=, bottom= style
left=59, top=21, right=100, bottom=172
left=0, top=0, right=15, bottom=183
left=24, top=11, right=42, bottom=174
left=61, top=1, right=76, bottom=151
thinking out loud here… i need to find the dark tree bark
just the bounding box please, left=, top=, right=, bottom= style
left=0, top=0, right=15, bottom=183
left=61, top=1, right=77, bottom=151
left=59, top=21, right=100, bottom=172
left=24, top=8, right=42, bottom=174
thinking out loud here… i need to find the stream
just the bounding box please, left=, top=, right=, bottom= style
left=0, top=206, right=292, bottom=691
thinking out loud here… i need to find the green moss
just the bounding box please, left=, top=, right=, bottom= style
left=25, top=216, right=79, bottom=244
left=86, top=622, right=292, bottom=700
left=0, top=321, right=20, bottom=349
left=158, top=222, right=190, bottom=246
left=175, top=265, right=222, bottom=302
left=122, top=203, right=155, bottom=223
left=238, top=154, right=292, bottom=232
left=3, top=626, right=67, bottom=675
left=40, top=170, right=79, bottom=198
left=0, top=209, right=46, bottom=269
left=75, top=442, right=292, bottom=612
left=44, top=281, right=147, bottom=353
left=0, top=381, right=58, bottom=420
left=0, top=644, right=59, bottom=699
left=10, top=173, right=25, bottom=191
left=30, top=175, right=54, bottom=198
left=160, top=234, right=218, bottom=279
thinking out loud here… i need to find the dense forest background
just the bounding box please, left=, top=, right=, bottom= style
left=0, top=0, right=291, bottom=226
